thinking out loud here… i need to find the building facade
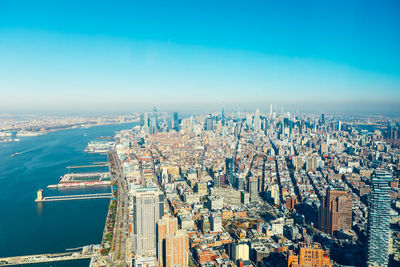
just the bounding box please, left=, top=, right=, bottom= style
left=366, top=170, right=391, bottom=267
left=249, top=177, right=259, bottom=199
left=318, top=188, right=352, bottom=235
left=157, top=216, right=189, bottom=267
left=173, top=112, right=179, bottom=131
left=133, top=187, right=164, bottom=257
left=288, top=243, right=331, bottom=267
left=225, top=157, right=234, bottom=186
left=231, top=242, right=250, bottom=262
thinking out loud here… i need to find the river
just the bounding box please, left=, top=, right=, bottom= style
left=0, top=122, right=136, bottom=266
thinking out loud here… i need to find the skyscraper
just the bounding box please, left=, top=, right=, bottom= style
left=144, top=113, right=149, bottom=128
left=318, top=188, right=352, bottom=235
left=254, top=108, right=261, bottom=131
left=165, top=230, right=189, bottom=267
left=157, top=216, right=189, bottom=267
left=269, top=104, right=273, bottom=118
left=249, top=177, right=258, bottom=200
left=221, top=107, right=225, bottom=126
left=234, top=174, right=245, bottom=191
left=133, top=187, right=165, bottom=257
left=205, top=117, right=213, bottom=131
left=173, top=112, right=179, bottom=131
left=231, top=242, right=250, bottom=262
left=153, top=106, right=158, bottom=131
left=225, top=157, right=234, bottom=185
left=150, top=116, right=157, bottom=134
left=234, top=122, right=240, bottom=138
left=140, top=114, right=145, bottom=127
left=366, top=170, right=391, bottom=267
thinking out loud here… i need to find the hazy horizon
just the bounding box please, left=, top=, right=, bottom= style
left=2, top=100, right=400, bottom=117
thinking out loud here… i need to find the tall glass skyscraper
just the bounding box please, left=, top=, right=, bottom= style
left=225, top=157, right=234, bottom=186
left=173, top=112, right=179, bottom=131
left=366, top=169, right=391, bottom=267
left=221, top=107, right=225, bottom=126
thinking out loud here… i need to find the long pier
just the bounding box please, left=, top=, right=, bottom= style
left=0, top=253, right=92, bottom=266
left=66, top=164, right=108, bottom=169
left=0, top=245, right=99, bottom=266
left=35, top=192, right=112, bottom=202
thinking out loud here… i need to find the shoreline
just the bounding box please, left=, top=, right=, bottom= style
left=0, top=119, right=139, bottom=143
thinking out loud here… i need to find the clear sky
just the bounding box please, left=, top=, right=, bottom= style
left=0, top=0, right=399, bottom=114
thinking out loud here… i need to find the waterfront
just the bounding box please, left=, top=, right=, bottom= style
left=0, top=122, right=136, bottom=266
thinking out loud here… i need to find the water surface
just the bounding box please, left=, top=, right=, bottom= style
left=0, top=123, right=135, bottom=266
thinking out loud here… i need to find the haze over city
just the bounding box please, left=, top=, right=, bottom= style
left=1, top=0, right=400, bottom=113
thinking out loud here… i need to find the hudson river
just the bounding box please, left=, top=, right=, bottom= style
left=0, top=122, right=136, bottom=266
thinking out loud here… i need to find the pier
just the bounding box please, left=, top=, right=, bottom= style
left=0, top=245, right=99, bottom=266
left=59, top=172, right=110, bottom=182
left=35, top=190, right=112, bottom=202
left=66, top=164, right=108, bottom=169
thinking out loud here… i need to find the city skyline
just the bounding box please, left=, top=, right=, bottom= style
left=1, top=104, right=400, bottom=266
left=1, top=1, right=400, bottom=113
left=1, top=2, right=400, bottom=266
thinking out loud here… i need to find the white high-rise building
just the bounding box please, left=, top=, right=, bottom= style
left=133, top=186, right=164, bottom=257
left=210, top=212, right=223, bottom=232
left=231, top=242, right=249, bottom=261
left=269, top=104, right=273, bottom=118
left=254, top=108, right=261, bottom=131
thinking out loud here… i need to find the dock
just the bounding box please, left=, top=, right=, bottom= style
left=0, top=244, right=99, bottom=266
left=47, top=181, right=111, bottom=189
left=59, top=172, right=110, bottom=183
left=66, top=164, right=108, bottom=169
left=35, top=190, right=112, bottom=202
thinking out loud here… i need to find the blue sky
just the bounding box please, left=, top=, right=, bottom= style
left=0, top=0, right=399, bottom=113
